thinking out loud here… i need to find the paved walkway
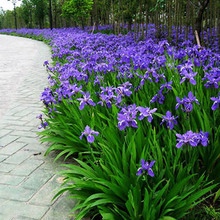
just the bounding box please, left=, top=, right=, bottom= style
left=0, top=35, right=75, bottom=220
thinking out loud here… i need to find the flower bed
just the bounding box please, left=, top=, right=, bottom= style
left=1, top=26, right=219, bottom=219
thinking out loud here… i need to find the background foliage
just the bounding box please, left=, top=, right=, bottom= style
left=0, top=0, right=220, bottom=47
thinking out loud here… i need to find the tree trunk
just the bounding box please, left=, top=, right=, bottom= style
left=185, top=0, right=190, bottom=40
left=30, top=8, right=32, bottom=28
left=54, top=1, right=57, bottom=28
left=175, top=0, right=179, bottom=46
left=49, top=0, right=53, bottom=30
left=195, top=0, right=210, bottom=41
left=218, top=4, right=220, bottom=48
left=167, top=0, right=172, bottom=43
left=111, top=0, right=115, bottom=34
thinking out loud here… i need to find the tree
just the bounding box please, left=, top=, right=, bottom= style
left=62, top=0, right=93, bottom=29
left=21, top=0, right=33, bottom=28
left=191, top=0, right=210, bottom=42
left=31, top=0, right=47, bottom=28
left=49, top=0, right=53, bottom=29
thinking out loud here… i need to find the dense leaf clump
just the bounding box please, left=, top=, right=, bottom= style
left=1, top=25, right=219, bottom=219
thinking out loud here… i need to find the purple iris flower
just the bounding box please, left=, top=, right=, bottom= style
left=140, top=72, right=153, bottom=86
left=176, top=91, right=200, bottom=113
left=79, top=125, right=99, bottom=143
left=160, top=81, right=173, bottom=92
left=179, top=60, right=193, bottom=72
left=137, top=106, right=157, bottom=122
left=41, top=87, right=57, bottom=105
left=97, top=93, right=112, bottom=108
left=94, top=75, right=104, bottom=86
left=136, top=159, right=155, bottom=177
left=176, top=131, right=200, bottom=148
left=152, top=72, right=166, bottom=83
left=176, top=130, right=209, bottom=148
left=204, top=76, right=220, bottom=89
left=150, top=91, right=165, bottom=104
left=100, top=86, right=114, bottom=96
left=210, top=95, right=220, bottom=110
left=160, top=111, right=178, bottom=130
left=180, top=71, right=197, bottom=85
left=117, top=105, right=138, bottom=130
left=68, top=84, right=82, bottom=96
left=77, top=91, right=96, bottom=110
left=115, top=81, right=132, bottom=97
left=203, top=68, right=220, bottom=89
left=199, top=131, right=209, bottom=146
left=43, top=60, right=49, bottom=66
left=36, top=114, right=43, bottom=119
left=38, top=121, right=48, bottom=129
left=187, top=91, right=200, bottom=104
left=117, top=113, right=138, bottom=130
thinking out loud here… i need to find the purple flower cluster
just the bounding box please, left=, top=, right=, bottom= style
left=202, top=67, right=220, bottom=89
left=176, top=130, right=209, bottom=148
left=117, top=105, right=157, bottom=130
left=97, top=86, right=114, bottom=108
left=178, top=60, right=197, bottom=85
left=38, top=121, right=48, bottom=129
left=15, top=27, right=216, bottom=125
left=160, top=81, right=173, bottom=92
left=77, top=91, right=96, bottom=110
left=4, top=26, right=218, bottom=166
left=150, top=81, right=173, bottom=105
left=150, top=90, right=165, bottom=104
left=211, top=95, right=220, bottom=110
left=117, top=104, right=138, bottom=130
left=137, top=107, right=157, bottom=122
left=136, top=159, right=155, bottom=177
left=79, top=125, right=99, bottom=143
left=176, top=91, right=200, bottom=113
left=115, top=82, right=133, bottom=103
left=160, top=111, right=178, bottom=130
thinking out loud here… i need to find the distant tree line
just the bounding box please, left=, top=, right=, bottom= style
left=0, top=0, right=219, bottom=45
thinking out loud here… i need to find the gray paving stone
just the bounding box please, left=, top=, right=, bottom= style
left=0, top=142, right=26, bottom=155
left=20, top=114, right=38, bottom=122
left=10, top=158, right=44, bottom=176
left=0, top=154, right=8, bottom=162
left=0, top=129, right=12, bottom=138
left=0, top=174, right=25, bottom=185
left=17, top=137, right=40, bottom=145
left=12, top=217, right=37, bottom=220
left=1, top=116, right=21, bottom=121
left=6, top=125, right=36, bottom=131
left=21, top=169, right=54, bottom=190
left=5, top=108, right=28, bottom=116
left=4, top=150, right=32, bottom=164
left=0, top=200, right=49, bottom=219
left=0, top=35, right=74, bottom=219
left=2, top=121, right=28, bottom=127
left=10, top=130, right=37, bottom=138
left=0, top=198, right=7, bottom=204
left=0, top=213, right=13, bottom=220
left=0, top=185, right=36, bottom=201
left=0, top=135, right=19, bottom=147
left=40, top=159, right=65, bottom=172
left=30, top=175, right=62, bottom=206
left=14, top=109, right=36, bottom=117
left=42, top=194, right=76, bottom=220
left=23, top=143, right=46, bottom=152
left=10, top=106, right=28, bottom=112
left=0, top=163, right=17, bottom=173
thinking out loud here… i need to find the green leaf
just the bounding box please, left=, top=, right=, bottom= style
left=213, top=188, right=220, bottom=204
left=160, top=216, right=176, bottom=220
